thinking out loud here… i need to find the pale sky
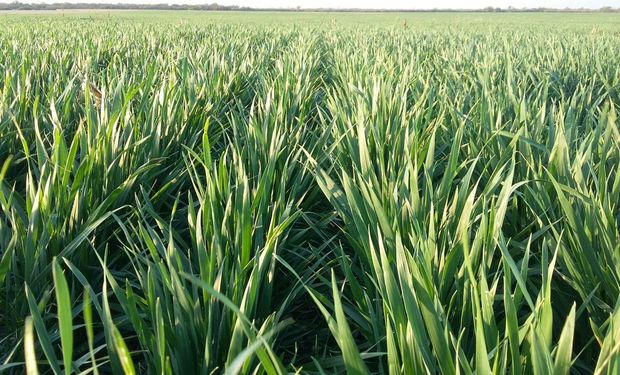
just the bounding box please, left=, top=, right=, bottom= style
left=3, top=0, right=619, bottom=8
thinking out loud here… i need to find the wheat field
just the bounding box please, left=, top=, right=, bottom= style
left=0, top=11, right=619, bottom=374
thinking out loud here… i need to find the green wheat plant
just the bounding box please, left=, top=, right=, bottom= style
left=0, top=11, right=618, bottom=375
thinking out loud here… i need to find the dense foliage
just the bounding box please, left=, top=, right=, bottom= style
left=1, top=12, right=619, bottom=374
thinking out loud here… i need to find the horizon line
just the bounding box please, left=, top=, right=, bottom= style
left=1, top=2, right=619, bottom=11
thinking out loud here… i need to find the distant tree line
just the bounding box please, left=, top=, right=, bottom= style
left=0, top=2, right=250, bottom=11
left=0, top=2, right=618, bottom=12
left=480, top=6, right=619, bottom=12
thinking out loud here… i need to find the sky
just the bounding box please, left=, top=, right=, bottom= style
left=2, top=0, right=618, bottom=8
